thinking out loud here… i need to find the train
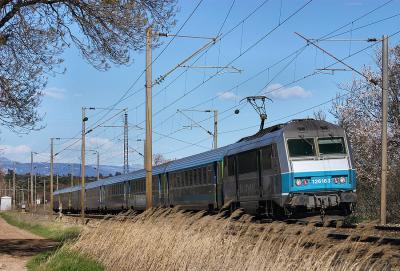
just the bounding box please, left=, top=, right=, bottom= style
left=54, top=119, right=357, bottom=218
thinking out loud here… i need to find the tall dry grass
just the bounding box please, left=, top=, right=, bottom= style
left=72, top=208, right=399, bottom=271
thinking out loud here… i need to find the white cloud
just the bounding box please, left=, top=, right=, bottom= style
left=217, top=91, right=238, bottom=101
left=42, top=87, right=66, bottom=100
left=87, top=137, right=114, bottom=150
left=265, top=83, right=312, bottom=100
left=0, top=144, right=31, bottom=155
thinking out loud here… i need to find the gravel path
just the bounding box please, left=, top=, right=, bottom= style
left=0, top=216, right=58, bottom=271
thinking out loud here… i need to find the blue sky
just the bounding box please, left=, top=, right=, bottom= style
left=1, top=0, right=399, bottom=167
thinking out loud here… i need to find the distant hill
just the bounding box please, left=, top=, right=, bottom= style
left=0, top=156, right=143, bottom=177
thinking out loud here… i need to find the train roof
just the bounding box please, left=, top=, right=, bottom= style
left=54, top=119, right=343, bottom=194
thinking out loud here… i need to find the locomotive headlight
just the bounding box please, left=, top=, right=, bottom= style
left=340, top=176, right=346, bottom=184
left=295, top=179, right=302, bottom=186
left=333, top=177, right=339, bottom=184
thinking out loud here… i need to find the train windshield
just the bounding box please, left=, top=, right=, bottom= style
left=287, top=138, right=315, bottom=157
left=318, top=137, right=346, bottom=155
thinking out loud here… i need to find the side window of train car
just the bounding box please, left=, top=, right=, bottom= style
left=237, top=150, right=257, bottom=174
left=175, top=172, right=180, bottom=187
left=170, top=173, right=175, bottom=188
left=185, top=170, right=189, bottom=186
left=207, top=165, right=213, bottom=184
left=192, top=169, right=196, bottom=186
left=188, top=170, right=193, bottom=186
left=227, top=156, right=235, bottom=176
left=262, top=145, right=272, bottom=170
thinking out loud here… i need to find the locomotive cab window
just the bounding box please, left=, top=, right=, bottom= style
left=318, top=137, right=346, bottom=155
left=287, top=138, right=315, bottom=157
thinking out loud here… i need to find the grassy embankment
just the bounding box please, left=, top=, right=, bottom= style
left=0, top=212, right=103, bottom=271
left=71, top=208, right=399, bottom=271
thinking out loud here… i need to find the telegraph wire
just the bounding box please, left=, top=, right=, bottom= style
left=149, top=0, right=313, bottom=125
left=102, top=0, right=280, bottom=149
left=179, top=13, right=400, bottom=130
left=52, top=0, right=397, bottom=167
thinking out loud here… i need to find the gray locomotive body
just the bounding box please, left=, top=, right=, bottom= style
left=54, top=119, right=356, bottom=217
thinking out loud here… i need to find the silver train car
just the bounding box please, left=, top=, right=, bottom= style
left=54, top=119, right=357, bottom=217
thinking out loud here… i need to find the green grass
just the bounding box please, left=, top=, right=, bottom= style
left=27, top=248, right=104, bottom=271
left=0, top=212, right=104, bottom=271
left=0, top=212, right=80, bottom=242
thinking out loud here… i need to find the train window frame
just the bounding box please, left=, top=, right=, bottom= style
left=317, top=137, right=347, bottom=156
left=188, top=170, right=193, bottom=186
left=193, top=169, right=198, bottom=185
left=287, top=137, right=316, bottom=158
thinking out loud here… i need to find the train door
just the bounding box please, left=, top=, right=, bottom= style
left=222, top=155, right=239, bottom=204
left=236, top=150, right=260, bottom=212
left=261, top=144, right=281, bottom=206
left=124, top=181, right=128, bottom=208
left=100, top=186, right=105, bottom=209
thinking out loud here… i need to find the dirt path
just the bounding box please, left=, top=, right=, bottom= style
left=0, top=216, right=58, bottom=271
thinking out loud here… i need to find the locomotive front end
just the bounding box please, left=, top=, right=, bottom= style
left=281, top=120, right=356, bottom=215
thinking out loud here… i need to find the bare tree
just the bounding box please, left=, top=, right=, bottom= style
left=312, top=109, right=326, bottom=121
left=331, top=44, right=400, bottom=222
left=0, top=0, right=177, bottom=133
left=153, top=153, right=172, bottom=166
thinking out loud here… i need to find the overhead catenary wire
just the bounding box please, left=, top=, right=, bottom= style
left=146, top=28, right=400, bottom=159
left=54, top=0, right=398, bottom=167
left=90, top=0, right=278, bottom=155
left=46, top=0, right=206, bottom=159
left=99, top=2, right=397, bottom=162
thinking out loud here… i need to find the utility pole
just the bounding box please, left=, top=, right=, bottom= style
left=56, top=175, right=59, bottom=191
left=124, top=111, right=129, bottom=174
left=213, top=110, right=218, bottom=149
left=50, top=138, right=54, bottom=213
left=96, top=152, right=100, bottom=181
left=81, top=107, right=87, bottom=223
left=27, top=178, right=30, bottom=208
left=69, top=164, right=73, bottom=209
left=34, top=174, right=37, bottom=208
left=177, top=109, right=218, bottom=149
left=43, top=177, right=46, bottom=211
left=30, top=152, right=34, bottom=209
left=381, top=35, right=389, bottom=225
left=12, top=163, right=16, bottom=210
left=145, top=27, right=153, bottom=209
left=21, top=187, right=24, bottom=207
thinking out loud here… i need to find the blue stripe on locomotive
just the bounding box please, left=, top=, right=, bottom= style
left=281, top=169, right=356, bottom=194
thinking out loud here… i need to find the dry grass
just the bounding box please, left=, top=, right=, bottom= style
left=71, top=208, right=400, bottom=271
left=0, top=211, right=81, bottom=242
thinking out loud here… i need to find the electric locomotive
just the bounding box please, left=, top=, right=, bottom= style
left=54, top=119, right=356, bottom=217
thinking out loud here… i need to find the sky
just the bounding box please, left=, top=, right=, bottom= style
left=0, top=0, right=399, bottom=168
